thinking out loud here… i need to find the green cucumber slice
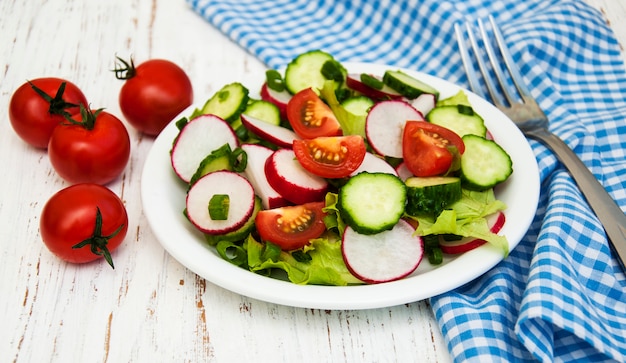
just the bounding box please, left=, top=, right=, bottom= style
left=383, top=70, right=439, bottom=99
left=338, top=172, right=407, bottom=235
left=405, top=176, right=462, bottom=216
left=460, top=134, right=513, bottom=190
left=427, top=105, right=487, bottom=138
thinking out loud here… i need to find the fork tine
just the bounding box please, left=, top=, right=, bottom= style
left=464, top=21, right=505, bottom=106
left=454, top=23, right=484, bottom=98
left=477, top=18, right=517, bottom=106
left=488, top=15, right=532, bottom=100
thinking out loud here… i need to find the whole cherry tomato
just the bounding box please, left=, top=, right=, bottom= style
left=40, top=183, right=128, bottom=268
left=9, top=78, right=88, bottom=148
left=114, top=57, right=193, bottom=136
left=48, top=106, right=131, bottom=185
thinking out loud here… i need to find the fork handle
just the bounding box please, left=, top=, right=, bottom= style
left=527, top=128, right=626, bottom=272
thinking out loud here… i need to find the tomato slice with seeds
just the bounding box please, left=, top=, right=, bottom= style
left=286, top=88, right=342, bottom=139
left=293, top=135, right=366, bottom=179
left=402, top=121, right=465, bottom=177
left=255, top=201, right=327, bottom=251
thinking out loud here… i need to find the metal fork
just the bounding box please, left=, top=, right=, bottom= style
left=455, top=16, right=626, bottom=271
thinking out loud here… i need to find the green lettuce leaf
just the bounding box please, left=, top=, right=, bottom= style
left=320, top=80, right=366, bottom=137
left=246, top=234, right=363, bottom=286
left=411, top=188, right=509, bottom=256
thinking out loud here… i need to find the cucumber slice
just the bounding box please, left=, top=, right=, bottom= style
left=383, top=70, right=440, bottom=99
left=188, top=143, right=234, bottom=186
left=341, top=96, right=374, bottom=116
left=243, top=99, right=281, bottom=126
left=460, top=134, right=513, bottom=191
left=405, top=176, right=462, bottom=216
left=200, top=82, right=250, bottom=123
left=284, top=50, right=344, bottom=94
left=427, top=105, right=487, bottom=138
left=338, top=172, right=407, bottom=235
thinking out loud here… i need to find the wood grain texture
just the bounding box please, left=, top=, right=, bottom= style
left=0, top=0, right=622, bottom=362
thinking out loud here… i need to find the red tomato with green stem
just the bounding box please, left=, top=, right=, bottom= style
left=293, top=135, right=366, bottom=178
left=114, top=57, right=193, bottom=136
left=286, top=88, right=342, bottom=139
left=40, top=183, right=128, bottom=268
left=9, top=78, right=88, bottom=148
left=402, top=121, right=465, bottom=177
left=255, top=201, right=327, bottom=251
left=48, top=106, right=131, bottom=185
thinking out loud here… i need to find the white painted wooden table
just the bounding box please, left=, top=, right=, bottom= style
left=1, top=1, right=623, bottom=362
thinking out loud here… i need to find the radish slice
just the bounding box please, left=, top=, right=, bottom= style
left=171, top=114, right=238, bottom=183
left=240, top=144, right=290, bottom=209
left=346, top=73, right=403, bottom=100
left=240, top=113, right=301, bottom=149
left=342, top=219, right=424, bottom=284
left=394, top=162, right=413, bottom=181
left=265, top=148, right=328, bottom=204
left=186, top=171, right=255, bottom=235
left=365, top=100, right=424, bottom=158
left=439, top=211, right=506, bottom=254
left=260, top=82, right=291, bottom=119
left=350, top=152, right=398, bottom=177
left=409, top=93, right=436, bottom=116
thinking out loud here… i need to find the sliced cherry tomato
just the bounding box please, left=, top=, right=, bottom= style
left=255, top=201, right=327, bottom=251
left=402, top=121, right=465, bottom=177
left=115, top=57, right=193, bottom=136
left=286, top=88, right=341, bottom=139
left=9, top=78, right=88, bottom=148
left=293, top=135, right=366, bottom=179
left=48, top=106, right=131, bottom=185
left=40, top=183, right=128, bottom=268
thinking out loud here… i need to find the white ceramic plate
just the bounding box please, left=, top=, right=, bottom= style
left=141, top=62, right=540, bottom=310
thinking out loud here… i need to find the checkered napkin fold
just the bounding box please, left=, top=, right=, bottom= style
left=186, top=0, right=626, bottom=361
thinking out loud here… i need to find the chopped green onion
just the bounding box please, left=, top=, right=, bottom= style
left=321, top=60, right=344, bottom=82
left=216, top=241, right=247, bottom=267
left=230, top=147, right=247, bottom=172
left=175, top=117, right=188, bottom=131
left=265, top=69, right=285, bottom=92
left=457, top=104, right=475, bottom=116
left=427, top=246, right=443, bottom=265
left=360, top=73, right=384, bottom=90
left=208, top=194, right=230, bottom=220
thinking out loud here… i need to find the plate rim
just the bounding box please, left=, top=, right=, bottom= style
left=140, top=62, right=540, bottom=310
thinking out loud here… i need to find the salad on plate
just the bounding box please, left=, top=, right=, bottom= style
left=167, top=50, right=513, bottom=286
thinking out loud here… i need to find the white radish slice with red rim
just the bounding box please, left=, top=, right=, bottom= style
left=265, top=148, right=328, bottom=204
left=346, top=73, right=403, bottom=100
left=394, top=162, right=414, bottom=181
left=240, top=143, right=290, bottom=209
left=342, top=219, right=424, bottom=284
left=365, top=100, right=424, bottom=158
left=186, top=171, right=255, bottom=235
left=350, top=152, right=398, bottom=177
left=171, top=114, right=239, bottom=183
left=409, top=93, right=436, bottom=116
left=240, top=113, right=301, bottom=149
left=439, top=211, right=506, bottom=254
left=260, top=82, right=291, bottom=118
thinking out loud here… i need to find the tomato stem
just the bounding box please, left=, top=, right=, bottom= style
left=62, top=104, right=103, bottom=130
left=72, top=207, right=125, bottom=269
left=28, top=80, right=82, bottom=118
left=112, top=56, right=136, bottom=80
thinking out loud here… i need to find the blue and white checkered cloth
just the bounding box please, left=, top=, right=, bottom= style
left=187, top=0, right=626, bottom=361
